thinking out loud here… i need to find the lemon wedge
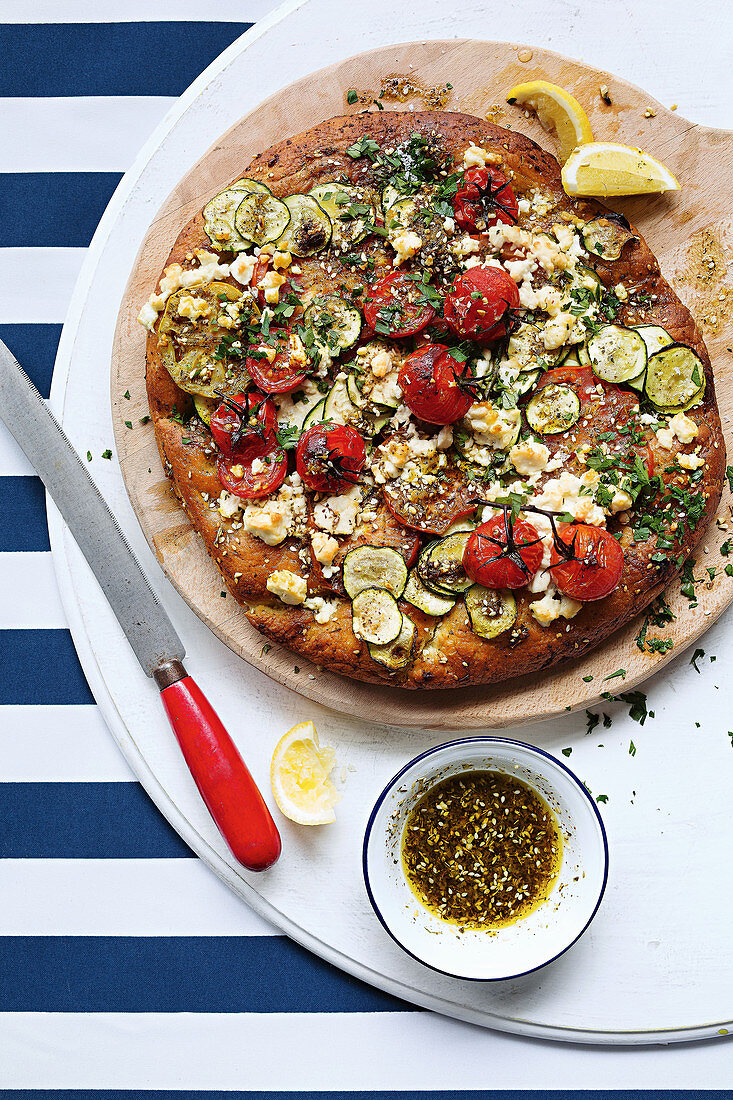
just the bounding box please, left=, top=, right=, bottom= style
left=506, top=80, right=594, bottom=162
left=561, top=142, right=680, bottom=197
left=270, top=721, right=341, bottom=825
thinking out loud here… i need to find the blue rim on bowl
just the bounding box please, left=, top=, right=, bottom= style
left=363, top=736, right=609, bottom=982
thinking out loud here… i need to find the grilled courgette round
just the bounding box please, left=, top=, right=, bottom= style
left=276, top=194, right=332, bottom=256
left=342, top=546, right=408, bottom=599
left=418, top=532, right=472, bottom=596
left=309, top=183, right=376, bottom=250
left=403, top=570, right=456, bottom=617
left=304, top=296, right=362, bottom=354
left=645, top=343, right=706, bottom=412
left=351, top=588, right=402, bottom=645
left=233, top=191, right=290, bottom=248
left=203, top=179, right=271, bottom=251
left=525, top=383, right=581, bottom=434
left=588, top=324, right=647, bottom=384
left=368, top=614, right=417, bottom=670
left=465, top=586, right=517, bottom=640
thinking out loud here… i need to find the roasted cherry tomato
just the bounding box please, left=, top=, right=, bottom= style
left=210, top=390, right=277, bottom=457
left=444, top=266, right=520, bottom=342
left=216, top=429, right=288, bottom=500
left=363, top=271, right=436, bottom=338
left=296, top=422, right=366, bottom=494
left=549, top=523, right=624, bottom=601
left=245, top=331, right=308, bottom=394
left=398, top=343, right=474, bottom=425
left=453, top=167, right=519, bottom=234
left=463, top=514, right=544, bottom=590
left=383, top=460, right=478, bottom=535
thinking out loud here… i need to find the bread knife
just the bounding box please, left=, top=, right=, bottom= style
left=0, top=339, right=281, bottom=871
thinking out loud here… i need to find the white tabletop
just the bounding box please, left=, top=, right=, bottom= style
left=1, top=0, right=732, bottom=1089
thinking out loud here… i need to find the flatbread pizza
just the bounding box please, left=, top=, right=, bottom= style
left=138, top=110, right=726, bottom=688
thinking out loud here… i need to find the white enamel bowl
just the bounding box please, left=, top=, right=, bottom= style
left=363, top=737, right=609, bottom=982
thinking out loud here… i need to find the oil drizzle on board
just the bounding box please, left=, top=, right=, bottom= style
left=401, top=770, right=563, bottom=930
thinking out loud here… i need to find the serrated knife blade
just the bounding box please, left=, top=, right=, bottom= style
left=0, top=340, right=185, bottom=674
left=0, top=339, right=281, bottom=871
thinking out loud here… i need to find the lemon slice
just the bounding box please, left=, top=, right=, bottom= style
left=270, top=721, right=341, bottom=825
left=561, top=142, right=680, bottom=197
left=506, top=80, right=594, bottom=162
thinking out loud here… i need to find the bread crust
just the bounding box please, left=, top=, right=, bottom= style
left=145, top=110, right=726, bottom=688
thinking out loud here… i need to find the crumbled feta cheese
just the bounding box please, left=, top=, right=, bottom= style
left=241, top=475, right=306, bottom=545
left=542, top=311, right=576, bottom=350
left=313, top=484, right=362, bottom=535
left=259, top=269, right=286, bottom=304
left=311, top=530, right=339, bottom=566
left=531, top=584, right=583, bottom=627
left=610, top=488, right=633, bottom=513
left=272, top=250, right=292, bottom=270
left=137, top=301, right=158, bottom=330
left=533, top=470, right=606, bottom=525
left=462, top=144, right=498, bottom=168
left=266, top=569, right=307, bottom=605
left=229, top=253, right=257, bottom=285
left=677, top=452, right=705, bottom=471
left=391, top=229, right=422, bottom=266
left=217, top=491, right=243, bottom=519
left=436, top=425, right=454, bottom=451
left=656, top=411, right=699, bottom=451
left=465, top=402, right=521, bottom=450
left=303, top=596, right=338, bottom=623
left=370, top=350, right=392, bottom=378
left=668, top=412, right=699, bottom=445
left=452, top=236, right=481, bottom=258
left=510, top=439, right=550, bottom=475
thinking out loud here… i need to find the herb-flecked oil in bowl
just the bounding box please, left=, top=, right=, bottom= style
left=401, top=770, right=563, bottom=930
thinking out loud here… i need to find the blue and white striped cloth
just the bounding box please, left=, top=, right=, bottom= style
left=1, top=7, right=731, bottom=1093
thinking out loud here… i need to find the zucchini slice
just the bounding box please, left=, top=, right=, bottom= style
left=193, top=394, right=216, bottom=426
left=495, top=362, right=540, bottom=400
left=508, top=322, right=564, bottom=370
left=233, top=191, right=290, bottom=248
left=368, top=614, right=417, bottom=670
left=403, top=570, right=456, bottom=617
left=645, top=344, right=706, bottom=411
left=465, top=585, right=517, bottom=640
left=384, top=194, right=419, bottom=231
left=301, top=397, right=326, bottom=430
left=525, top=383, right=581, bottom=434
left=635, top=324, right=673, bottom=358
left=342, top=545, right=408, bottom=599
left=581, top=215, right=636, bottom=261
left=346, top=372, right=364, bottom=407
left=418, top=532, right=472, bottom=596
left=380, top=183, right=400, bottom=217
left=351, top=588, right=402, bottom=645
left=323, top=377, right=360, bottom=425
left=276, top=194, right=332, bottom=256
left=309, top=183, right=376, bottom=249
left=158, top=282, right=253, bottom=398
left=626, top=372, right=646, bottom=394
left=202, top=179, right=271, bottom=251
left=304, top=296, right=362, bottom=354
left=569, top=263, right=602, bottom=290
left=588, top=324, right=647, bottom=384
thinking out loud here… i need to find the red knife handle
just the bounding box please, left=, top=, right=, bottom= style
left=158, top=674, right=281, bottom=871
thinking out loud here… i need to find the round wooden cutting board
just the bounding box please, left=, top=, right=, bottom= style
left=112, top=39, right=733, bottom=730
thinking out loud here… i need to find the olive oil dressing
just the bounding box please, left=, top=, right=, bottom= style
left=401, top=770, right=563, bottom=930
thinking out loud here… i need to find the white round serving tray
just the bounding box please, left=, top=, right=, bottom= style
left=48, top=0, right=733, bottom=1045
